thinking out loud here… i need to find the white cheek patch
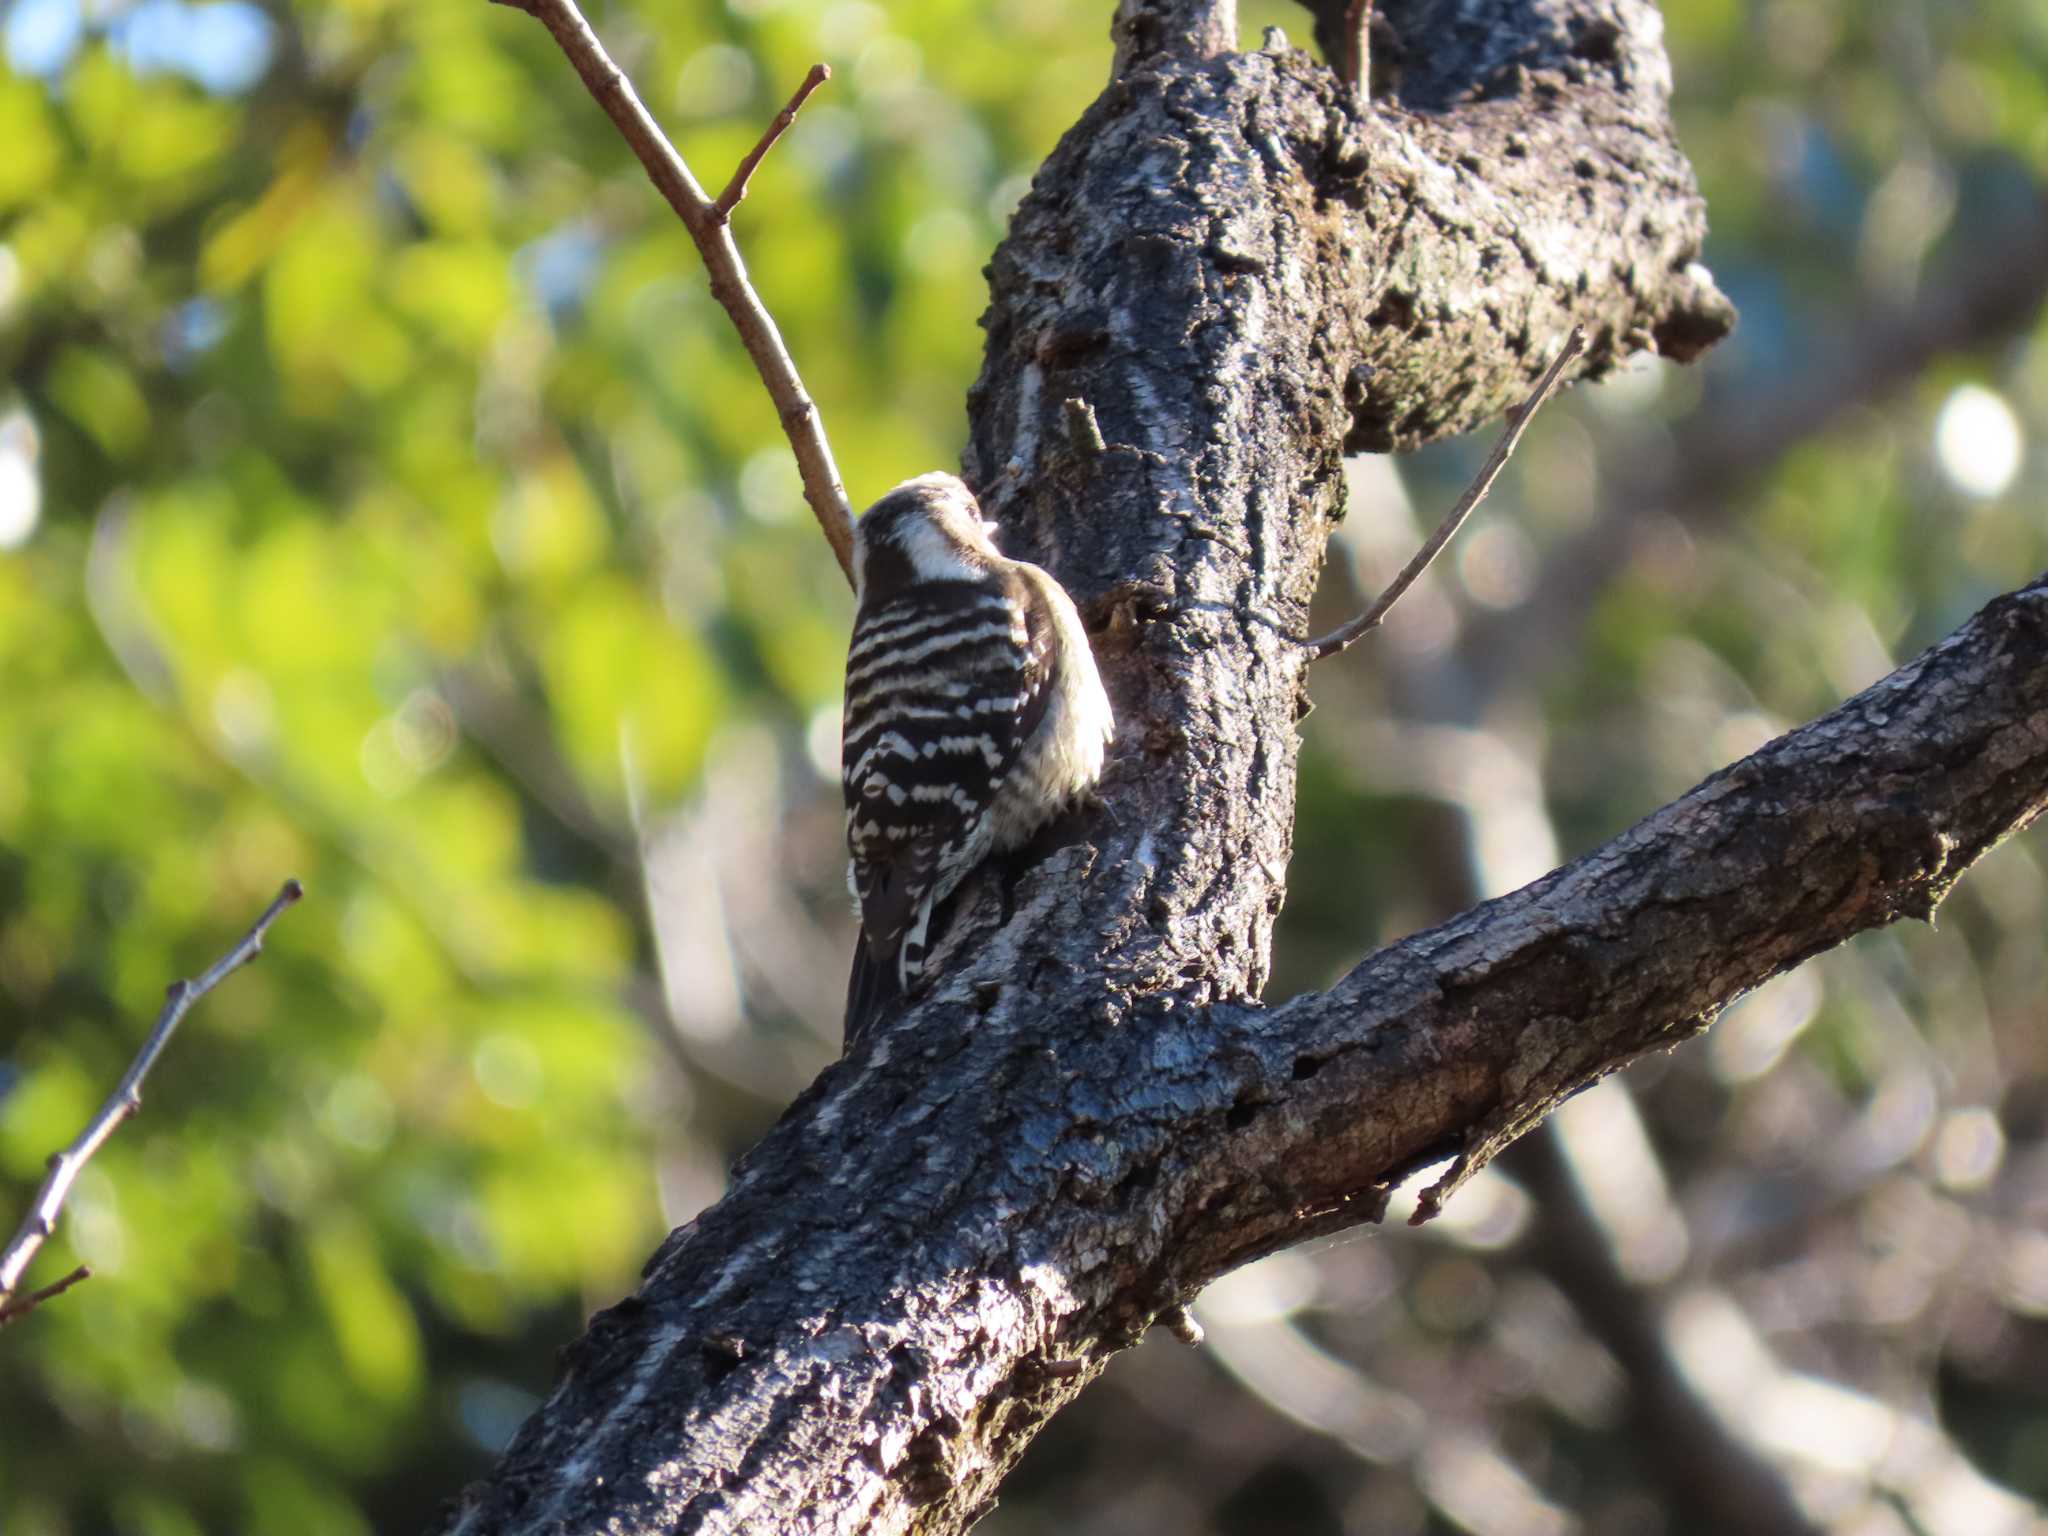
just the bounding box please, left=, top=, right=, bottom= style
left=895, top=515, right=983, bottom=583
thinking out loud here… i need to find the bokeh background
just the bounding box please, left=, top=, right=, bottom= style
left=2, top=0, right=2046, bottom=1531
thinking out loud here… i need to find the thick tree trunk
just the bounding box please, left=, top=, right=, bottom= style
left=437, top=3, right=2048, bottom=1532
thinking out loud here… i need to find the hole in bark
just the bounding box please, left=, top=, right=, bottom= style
left=1369, top=289, right=1417, bottom=332
left=699, top=1332, right=747, bottom=1382
left=1573, top=158, right=1597, bottom=179
left=1114, top=1159, right=1158, bottom=1200
left=1038, top=323, right=1109, bottom=370
left=1225, top=1098, right=1259, bottom=1131
left=1570, top=18, right=1622, bottom=61
left=1292, top=1055, right=1324, bottom=1081
left=1345, top=404, right=1395, bottom=455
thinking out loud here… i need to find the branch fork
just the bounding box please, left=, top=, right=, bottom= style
left=492, top=0, right=857, bottom=584
left=0, top=880, right=303, bottom=1317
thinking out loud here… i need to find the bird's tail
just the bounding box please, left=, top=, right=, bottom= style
left=843, top=927, right=903, bottom=1048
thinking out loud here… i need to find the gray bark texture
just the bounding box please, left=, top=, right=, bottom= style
left=438, top=1, right=2048, bottom=1531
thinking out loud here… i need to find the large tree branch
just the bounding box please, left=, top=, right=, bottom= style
left=970, top=16, right=1731, bottom=566
left=434, top=1, right=2025, bottom=1530
left=442, top=569, right=2048, bottom=1534
left=1135, top=574, right=2048, bottom=1277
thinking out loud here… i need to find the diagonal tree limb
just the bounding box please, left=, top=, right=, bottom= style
left=1175, top=573, right=2048, bottom=1270
left=0, top=881, right=303, bottom=1309
left=492, top=0, right=857, bottom=586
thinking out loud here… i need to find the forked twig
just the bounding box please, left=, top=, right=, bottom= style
left=0, top=881, right=304, bottom=1313
left=0, top=1265, right=90, bottom=1328
left=492, top=0, right=857, bottom=586
left=716, top=64, right=831, bottom=220
left=1308, top=327, right=1586, bottom=660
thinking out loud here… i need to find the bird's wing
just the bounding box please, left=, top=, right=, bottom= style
left=841, top=572, right=1052, bottom=998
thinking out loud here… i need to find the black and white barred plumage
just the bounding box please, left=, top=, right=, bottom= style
left=841, top=472, right=1113, bottom=1042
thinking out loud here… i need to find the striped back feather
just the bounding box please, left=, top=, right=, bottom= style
left=841, top=572, right=1054, bottom=1032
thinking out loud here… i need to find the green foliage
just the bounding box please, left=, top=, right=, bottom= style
left=0, top=0, right=1155, bottom=1524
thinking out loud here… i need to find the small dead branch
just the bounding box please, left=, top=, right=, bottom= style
left=492, top=0, right=857, bottom=586
left=0, top=1265, right=91, bottom=1328
left=1342, top=0, right=1372, bottom=92
left=716, top=64, right=831, bottom=220
left=1308, top=326, right=1585, bottom=660
left=1063, top=398, right=1107, bottom=456
left=0, top=880, right=304, bottom=1314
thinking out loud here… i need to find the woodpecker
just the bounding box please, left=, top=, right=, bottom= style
left=841, top=472, right=1114, bottom=1043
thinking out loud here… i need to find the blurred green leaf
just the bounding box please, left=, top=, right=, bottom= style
left=309, top=1213, right=423, bottom=1405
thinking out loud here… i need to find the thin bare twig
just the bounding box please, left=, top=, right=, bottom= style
left=1342, top=0, right=1372, bottom=92
left=0, top=1265, right=91, bottom=1328
left=493, top=0, right=858, bottom=587
left=1308, top=326, right=1585, bottom=660
left=715, top=64, right=831, bottom=220
left=0, top=881, right=304, bottom=1309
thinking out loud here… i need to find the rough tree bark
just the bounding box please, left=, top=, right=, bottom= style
left=438, top=2, right=2048, bottom=1531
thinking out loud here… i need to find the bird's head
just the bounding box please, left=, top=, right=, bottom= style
left=853, top=472, right=1003, bottom=598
